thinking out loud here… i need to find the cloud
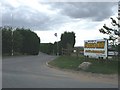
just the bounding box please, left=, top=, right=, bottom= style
left=1, top=0, right=72, bottom=30
left=1, top=1, right=117, bottom=31
left=50, top=2, right=117, bottom=21
left=2, top=1, right=51, bottom=30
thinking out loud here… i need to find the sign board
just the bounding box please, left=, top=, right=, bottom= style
left=84, top=39, right=108, bottom=59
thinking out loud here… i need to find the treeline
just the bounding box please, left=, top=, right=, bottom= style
left=40, top=31, right=76, bottom=55
left=118, top=44, right=120, bottom=56
left=1, top=26, right=40, bottom=56
left=39, top=42, right=61, bottom=55
left=39, top=43, right=54, bottom=55
left=114, top=44, right=120, bottom=56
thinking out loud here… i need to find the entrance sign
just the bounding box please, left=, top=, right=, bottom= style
left=84, top=39, right=108, bottom=59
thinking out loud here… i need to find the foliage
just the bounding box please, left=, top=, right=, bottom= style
left=2, top=26, right=40, bottom=56
left=13, top=29, right=23, bottom=53
left=61, top=31, right=76, bottom=49
left=39, top=42, right=62, bottom=55
left=53, top=41, right=62, bottom=55
left=39, top=43, right=54, bottom=55
left=17, top=28, right=40, bottom=55
left=2, top=26, right=12, bottom=55
left=99, top=18, right=120, bottom=36
left=116, top=44, right=120, bottom=56
left=38, top=31, right=76, bottom=55
left=99, top=17, right=120, bottom=58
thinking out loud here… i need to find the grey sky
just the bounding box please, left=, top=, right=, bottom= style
left=50, top=2, right=116, bottom=20
left=1, top=1, right=117, bottom=30
left=1, top=0, right=118, bottom=46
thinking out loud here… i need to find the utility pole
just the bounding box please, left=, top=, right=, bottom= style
left=11, top=13, right=14, bottom=56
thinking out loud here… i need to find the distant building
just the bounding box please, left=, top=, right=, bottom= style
left=74, top=46, right=84, bottom=54
left=72, top=46, right=84, bottom=56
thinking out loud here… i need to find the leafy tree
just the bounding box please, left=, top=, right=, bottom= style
left=17, top=28, right=40, bottom=55
left=99, top=17, right=120, bottom=37
left=13, top=29, right=23, bottom=54
left=2, top=26, right=12, bottom=55
left=40, top=43, right=54, bottom=55
left=39, top=31, right=76, bottom=55
left=116, top=44, right=120, bottom=56
left=61, top=31, right=76, bottom=49
left=2, top=26, right=40, bottom=56
left=53, top=41, right=62, bottom=55
left=60, top=31, right=76, bottom=55
left=99, top=17, right=120, bottom=58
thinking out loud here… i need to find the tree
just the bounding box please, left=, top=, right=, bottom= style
left=116, top=44, right=120, bottom=56
left=2, top=26, right=40, bottom=56
left=61, top=31, right=76, bottom=49
left=60, top=31, right=76, bottom=55
left=99, top=17, right=120, bottom=57
left=39, top=43, right=54, bottom=55
left=99, top=17, right=120, bottom=36
left=99, top=17, right=120, bottom=38
left=17, top=28, right=40, bottom=55
left=53, top=41, right=62, bottom=55
left=13, top=29, right=23, bottom=54
left=2, top=26, right=12, bottom=55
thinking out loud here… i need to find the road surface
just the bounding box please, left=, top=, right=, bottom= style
left=2, top=53, right=118, bottom=88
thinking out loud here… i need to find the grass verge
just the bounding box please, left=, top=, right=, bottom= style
left=48, top=55, right=118, bottom=74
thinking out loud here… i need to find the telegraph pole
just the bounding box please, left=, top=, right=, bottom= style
left=11, top=13, right=14, bottom=56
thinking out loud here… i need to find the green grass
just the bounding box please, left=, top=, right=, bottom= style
left=49, top=55, right=118, bottom=74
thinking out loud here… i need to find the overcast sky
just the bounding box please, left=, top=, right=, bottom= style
left=1, top=0, right=118, bottom=46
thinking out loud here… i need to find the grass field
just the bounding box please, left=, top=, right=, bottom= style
left=49, top=55, right=119, bottom=74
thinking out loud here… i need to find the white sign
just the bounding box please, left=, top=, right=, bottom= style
left=84, top=39, right=108, bottom=59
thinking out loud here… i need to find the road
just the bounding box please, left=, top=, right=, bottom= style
left=2, top=53, right=118, bottom=88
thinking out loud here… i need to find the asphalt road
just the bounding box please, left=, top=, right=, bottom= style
left=2, top=53, right=118, bottom=88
